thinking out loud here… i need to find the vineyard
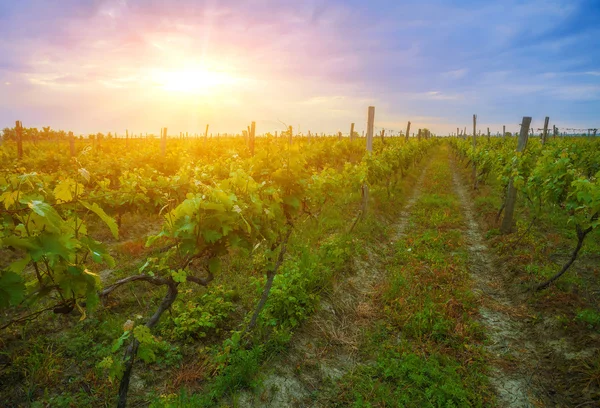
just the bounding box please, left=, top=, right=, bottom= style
left=0, top=119, right=599, bottom=407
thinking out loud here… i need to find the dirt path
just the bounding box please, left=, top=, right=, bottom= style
left=233, top=159, right=431, bottom=407
left=450, top=154, right=544, bottom=407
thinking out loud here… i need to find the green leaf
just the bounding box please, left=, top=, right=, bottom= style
left=7, top=255, right=31, bottom=274
left=137, top=344, right=156, bottom=363
left=202, top=229, right=222, bottom=243
left=80, top=201, right=119, bottom=239
left=28, top=200, right=64, bottom=232
left=172, top=269, right=187, bottom=283
left=133, top=325, right=154, bottom=344
left=81, top=236, right=115, bottom=267
left=54, top=179, right=75, bottom=203
left=0, top=271, right=26, bottom=308
left=112, top=331, right=131, bottom=352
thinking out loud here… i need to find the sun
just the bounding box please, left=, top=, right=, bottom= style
left=151, top=68, right=238, bottom=94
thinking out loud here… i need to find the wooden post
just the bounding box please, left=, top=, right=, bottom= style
left=472, top=114, right=477, bottom=189
left=350, top=123, right=355, bottom=141
left=406, top=121, right=411, bottom=142
left=288, top=126, right=293, bottom=146
left=69, top=131, right=75, bottom=157
left=417, top=129, right=421, bottom=140
left=456, top=127, right=459, bottom=139
left=553, top=125, right=557, bottom=139
left=249, top=121, right=256, bottom=156
left=501, top=117, right=532, bottom=234
left=380, top=129, right=385, bottom=143
left=487, top=127, right=490, bottom=139
left=15, top=121, right=23, bottom=160
left=362, top=106, right=375, bottom=219
left=204, top=125, right=209, bottom=144
left=366, top=106, right=374, bottom=152
left=338, top=131, right=342, bottom=141
left=503, top=125, right=506, bottom=138
left=162, top=128, right=168, bottom=157
left=542, top=116, right=549, bottom=145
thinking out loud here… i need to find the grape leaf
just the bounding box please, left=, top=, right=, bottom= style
left=80, top=201, right=119, bottom=239
left=0, top=271, right=26, bottom=308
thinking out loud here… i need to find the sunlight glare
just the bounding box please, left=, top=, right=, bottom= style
left=152, top=69, right=238, bottom=94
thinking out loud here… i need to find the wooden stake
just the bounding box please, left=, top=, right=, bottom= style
left=501, top=116, right=532, bottom=234
left=380, top=129, right=385, bottom=143
left=249, top=121, right=256, bottom=156
left=487, top=127, right=490, bottom=139
left=503, top=125, right=506, bottom=138
left=204, top=125, right=209, bottom=144
left=161, top=128, right=167, bottom=157
left=350, top=123, right=355, bottom=141
left=69, top=131, right=75, bottom=157
left=472, top=114, right=477, bottom=189
left=366, top=106, right=374, bottom=152
left=406, top=121, right=411, bottom=141
left=15, top=121, right=23, bottom=160
left=338, top=131, right=342, bottom=141
left=362, top=106, right=375, bottom=219
left=542, top=116, right=549, bottom=145
left=288, top=126, right=293, bottom=146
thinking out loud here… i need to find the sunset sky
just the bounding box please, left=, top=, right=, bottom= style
left=1, top=0, right=599, bottom=136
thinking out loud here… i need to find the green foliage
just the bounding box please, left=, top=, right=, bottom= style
left=0, top=271, right=26, bottom=307
left=170, top=286, right=236, bottom=341
left=575, top=309, right=600, bottom=329
left=342, top=351, right=483, bottom=407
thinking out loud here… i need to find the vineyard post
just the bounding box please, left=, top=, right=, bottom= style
left=249, top=121, right=256, bottom=156
left=338, top=131, right=342, bottom=141
left=15, top=121, right=23, bottom=160
left=553, top=125, right=557, bottom=139
left=350, top=123, right=355, bottom=141
left=288, top=126, right=293, bottom=146
left=406, top=121, right=411, bottom=141
left=126, top=129, right=129, bottom=148
left=417, top=129, right=421, bottom=140
left=472, top=114, right=477, bottom=190
left=204, top=124, right=209, bottom=145
left=366, top=107, right=374, bottom=151
left=487, top=127, right=490, bottom=139
left=456, top=127, right=459, bottom=139
left=500, top=116, right=532, bottom=234
left=380, top=129, right=385, bottom=143
left=161, top=128, right=167, bottom=157
left=308, top=130, right=311, bottom=142
left=542, top=116, right=549, bottom=145
left=362, top=106, right=375, bottom=218
left=69, top=131, right=75, bottom=157
left=503, top=125, right=506, bottom=138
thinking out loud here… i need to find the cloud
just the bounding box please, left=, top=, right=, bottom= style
left=0, top=0, right=599, bottom=134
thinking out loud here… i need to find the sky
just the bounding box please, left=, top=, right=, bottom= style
left=1, top=0, right=599, bottom=136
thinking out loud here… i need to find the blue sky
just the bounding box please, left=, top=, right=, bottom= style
left=0, top=0, right=599, bottom=135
